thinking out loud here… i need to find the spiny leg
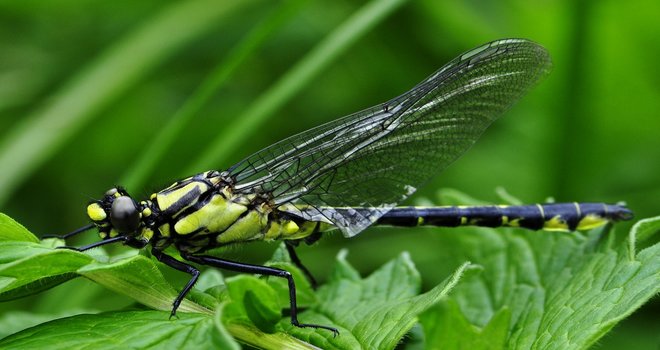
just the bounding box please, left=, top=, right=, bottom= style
left=182, top=253, right=339, bottom=336
left=285, top=242, right=318, bottom=289
left=151, top=248, right=200, bottom=318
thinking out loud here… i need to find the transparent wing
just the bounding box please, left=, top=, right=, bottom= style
left=227, top=39, right=552, bottom=237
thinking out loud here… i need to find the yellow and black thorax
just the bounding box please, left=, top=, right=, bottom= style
left=85, top=170, right=323, bottom=254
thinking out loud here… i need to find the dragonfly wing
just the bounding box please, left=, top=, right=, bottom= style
left=228, top=39, right=552, bottom=237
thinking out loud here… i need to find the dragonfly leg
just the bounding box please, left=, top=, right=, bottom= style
left=42, top=223, right=95, bottom=239
left=151, top=248, right=200, bottom=318
left=56, top=235, right=126, bottom=251
left=285, top=242, right=318, bottom=289
left=182, top=253, right=339, bottom=336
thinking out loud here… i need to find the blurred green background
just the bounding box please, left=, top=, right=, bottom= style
left=0, top=0, right=657, bottom=348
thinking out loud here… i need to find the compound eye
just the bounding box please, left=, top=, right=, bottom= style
left=110, top=196, right=140, bottom=234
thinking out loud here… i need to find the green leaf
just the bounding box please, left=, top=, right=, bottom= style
left=2, top=203, right=657, bottom=349
left=418, top=190, right=660, bottom=350
left=627, top=216, right=660, bottom=259
left=77, top=253, right=212, bottom=315
left=223, top=275, right=281, bottom=333
left=328, top=249, right=362, bottom=282
left=280, top=250, right=478, bottom=350
left=192, top=267, right=225, bottom=292
left=211, top=304, right=242, bottom=350
left=0, top=310, right=95, bottom=340
left=0, top=242, right=92, bottom=301
left=0, top=213, right=38, bottom=243
left=266, top=244, right=316, bottom=307
left=0, top=311, right=239, bottom=350
left=419, top=300, right=510, bottom=350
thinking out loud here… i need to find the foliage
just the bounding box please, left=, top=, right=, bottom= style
left=0, top=0, right=658, bottom=348
left=1, top=194, right=658, bottom=349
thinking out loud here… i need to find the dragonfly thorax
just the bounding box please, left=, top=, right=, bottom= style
left=83, top=169, right=334, bottom=253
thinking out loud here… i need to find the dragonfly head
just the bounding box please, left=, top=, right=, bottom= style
left=87, top=187, right=143, bottom=239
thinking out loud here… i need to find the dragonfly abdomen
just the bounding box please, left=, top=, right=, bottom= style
left=376, top=203, right=633, bottom=231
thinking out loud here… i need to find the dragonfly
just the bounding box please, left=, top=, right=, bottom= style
left=50, top=39, right=633, bottom=335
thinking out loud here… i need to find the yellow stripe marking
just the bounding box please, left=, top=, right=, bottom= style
left=157, top=182, right=208, bottom=213
left=159, top=224, right=171, bottom=237
left=282, top=220, right=299, bottom=235
left=141, top=228, right=154, bottom=241
left=217, top=209, right=267, bottom=244
left=577, top=214, right=607, bottom=230
left=173, top=194, right=247, bottom=235
left=544, top=215, right=569, bottom=231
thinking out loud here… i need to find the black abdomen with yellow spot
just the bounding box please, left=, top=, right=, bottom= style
left=375, top=203, right=633, bottom=231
